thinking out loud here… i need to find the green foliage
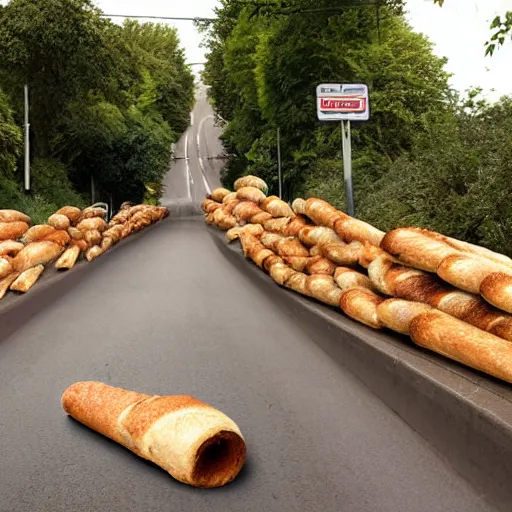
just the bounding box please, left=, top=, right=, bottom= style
left=204, top=0, right=512, bottom=255
left=0, top=88, right=22, bottom=175
left=0, top=0, right=194, bottom=214
left=203, top=0, right=452, bottom=198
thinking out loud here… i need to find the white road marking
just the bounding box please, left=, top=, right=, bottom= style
left=190, top=112, right=194, bottom=126
left=196, top=115, right=214, bottom=195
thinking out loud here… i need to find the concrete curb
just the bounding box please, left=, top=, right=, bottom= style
left=0, top=218, right=170, bottom=344
left=208, top=225, right=512, bottom=512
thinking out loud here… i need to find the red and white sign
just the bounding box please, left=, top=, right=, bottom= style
left=316, top=84, right=370, bottom=121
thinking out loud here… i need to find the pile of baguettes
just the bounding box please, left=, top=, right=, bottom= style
left=202, top=175, right=512, bottom=385
left=0, top=202, right=168, bottom=300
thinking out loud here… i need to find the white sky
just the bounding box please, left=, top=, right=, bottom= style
left=1, top=0, right=511, bottom=100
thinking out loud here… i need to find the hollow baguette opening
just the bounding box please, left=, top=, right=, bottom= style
left=192, top=430, right=246, bottom=488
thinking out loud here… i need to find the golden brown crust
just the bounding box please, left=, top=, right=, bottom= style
left=480, top=272, right=512, bottom=314
left=291, top=198, right=306, bottom=215
left=10, top=265, right=44, bottom=292
left=250, top=211, right=273, bottom=225
left=282, top=256, right=309, bottom=272
left=298, top=226, right=341, bottom=247
left=55, top=245, right=81, bottom=270
left=0, top=257, right=12, bottom=279
left=410, top=310, right=512, bottom=383
left=305, top=256, right=337, bottom=276
left=340, top=288, right=383, bottom=329
left=261, top=196, right=295, bottom=218
left=86, top=246, right=103, bottom=262
left=283, top=216, right=308, bottom=237
left=232, top=201, right=262, bottom=223
left=234, top=175, right=267, bottom=192
left=0, top=272, right=20, bottom=299
left=376, top=299, right=432, bottom=334
left=12, top=241, right=63, bottom=272
left=269, top=261, right=296, bottom=285
left=55, top=206, right=82, bottom=224
left=22, top=225, right=55, bottom=243
left=77, top=217, right=108, bottom=233
left=210, top=188, right=231, bottom=203
left=236, top=186, right=266, bottom=204
left=334, top=267, right=373, bottom=292
left=0, top=240, right=24, bottom=258
left=48, top=214, right=71, bottom=230
left=0, top=221, right=30, bottom=241
left=0, top=209, right=31, bottom=224
left=319, top=241, right=361, bottom=266
left=334, top=217, right=385, bottom=246
left=263, top=217, right=291, bottom=234
left=437, top=254, right=510, bottom=294
left=306, top=274, right=343, bottom=306
left=62, top=381, right=150, bottom=446
left=304, top=198, right=347, bottom=228
left=43, top=230, right=71, bottom=247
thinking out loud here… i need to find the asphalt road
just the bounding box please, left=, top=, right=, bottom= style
left=0, top=92, right=496, bottom=512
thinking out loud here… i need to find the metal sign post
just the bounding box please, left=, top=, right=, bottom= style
left=316, top=83, right=370, bottom=217
left=341, top=120, right=354, bottom=216
left=24, top=84, right=30, bottom=192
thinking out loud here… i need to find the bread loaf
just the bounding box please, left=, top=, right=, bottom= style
left=236, top=186, right=266, bottom=204
left=0, top=221, right=30, bottom=241
left=0, top=209, right=31, bottom=224
left=234, top=175, right=267, bottom=192
left=410, top=310, right=512, bottom=384
left=61, top=381, right=246, bottom=488
left=10, top=265, right=45, bottom=292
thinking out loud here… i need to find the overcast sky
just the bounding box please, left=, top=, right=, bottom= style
left=2, top=0, right=511, bottom=100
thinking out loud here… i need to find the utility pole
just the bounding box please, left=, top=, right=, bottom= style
left=277, top=127, right=283, bottom=199
left=24, top=84, right=30, bottom=192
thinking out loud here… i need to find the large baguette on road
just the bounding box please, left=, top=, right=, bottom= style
left=62, top=381, right=246, bottom=488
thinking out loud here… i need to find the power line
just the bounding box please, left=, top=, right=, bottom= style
left=101, top=14, right=215, bottom=21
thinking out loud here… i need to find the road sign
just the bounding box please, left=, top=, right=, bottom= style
left=316, top=84, right=370, bottom=217
left=316, top=83, right=370, bottom=122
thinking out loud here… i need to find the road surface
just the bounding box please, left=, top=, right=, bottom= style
left=0, top=91, right=496, bottom=512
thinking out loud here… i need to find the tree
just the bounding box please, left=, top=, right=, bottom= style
left=432, top=0, right=512, bottom=55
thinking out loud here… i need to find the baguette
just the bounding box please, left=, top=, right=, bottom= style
left=410, top=310, right=512, bottom=384
left=334, top=267, right=373, bottom=292
left=234, top=175, right=267, bottom=192
left=55, top=246, right=81, bottom=270
left=334, top=217, right=385, bottom=246
left=0, top=257, right=12, bottom=279
left=368, top=255, right=512, bottom=341
left=340, top=288, right=384, bottom=329
left=0, top=221, right=30, bottom=241
left=48, top=214, right=70, bottom=230
left=380, top=227, right=460, bottom=272
left=304, top=198, right=347, bottom=228
left=261, top=196, right=295, bottom=218
left=10, top=264, right=45, bottom=293
left=235, top=186, right=266, bottom=205
left=0, top=209, right=31, bottom=224
left=480, top=272, right=512, bottom=314
left=376, top=298, right=432, bottom=335
left=291, top=198, right=306, bottom=215
left=55, top=206, right=82, bottom=224
left=0, top=272, right=20, bottom=299
left=436, top=254, right=512, bottom=294
left=12, top=241, right=63, bottom=272
left=61, top=381, right=246, bottom=488
left=210, top=187, right=231, bottom=203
